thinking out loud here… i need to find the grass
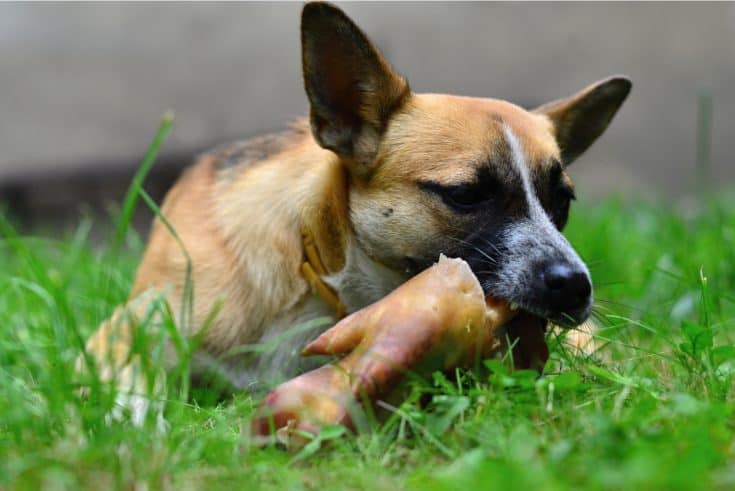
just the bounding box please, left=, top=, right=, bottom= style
left=2, top=124, right=735, bottom=490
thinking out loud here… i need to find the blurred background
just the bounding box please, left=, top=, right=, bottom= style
left=1, top=2, right=733, bottom=235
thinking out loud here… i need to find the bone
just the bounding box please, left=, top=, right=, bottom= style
left=250, top=255, right=535, bottom=449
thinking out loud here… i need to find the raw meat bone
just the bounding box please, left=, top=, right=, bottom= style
left=251, top=255, right=542, bottom=447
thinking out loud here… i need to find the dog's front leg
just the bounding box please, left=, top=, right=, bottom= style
left=76, top=290, right=173, bottom=431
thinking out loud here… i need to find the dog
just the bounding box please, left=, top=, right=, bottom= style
left=78, top=2, right=631, bottom=425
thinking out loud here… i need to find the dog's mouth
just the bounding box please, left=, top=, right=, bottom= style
left=404, top=254, right=589, bottom=327
left=503, top=295, right=591, bottom=328
left=487, top=297, right=547, bottom=339
left=502, top=311, right=549, bottom=371
left=478, top=268, right=592, bottom=328
left=490, top=292, right=590, bottom=330
left=488, top=298, right=549, bottom=372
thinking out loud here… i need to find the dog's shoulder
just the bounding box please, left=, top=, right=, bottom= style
left=205, top=118, right=311, bottom=180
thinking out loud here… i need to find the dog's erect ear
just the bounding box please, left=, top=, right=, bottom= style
left=535, top=76, right=632, bottom=165
left=301, top=2, right=410, bottom=172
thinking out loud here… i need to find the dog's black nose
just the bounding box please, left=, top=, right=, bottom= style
left=543, top=262, right=592, bottom=317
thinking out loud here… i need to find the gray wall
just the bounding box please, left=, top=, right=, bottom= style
left=1, top=2, right=734, bottom=230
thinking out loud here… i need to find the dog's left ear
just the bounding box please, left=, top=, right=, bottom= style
left=301, top=2, right=410, bottom=174
left=535, top=76, right=632, bottom=165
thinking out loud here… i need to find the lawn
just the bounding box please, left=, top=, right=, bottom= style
left=2, top=133, right=735, bottom=489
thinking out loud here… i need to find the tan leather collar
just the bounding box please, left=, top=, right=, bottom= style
left=301, top=226, right=346, bottom=319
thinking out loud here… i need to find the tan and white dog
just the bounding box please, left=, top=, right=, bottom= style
left=79, top=2, right=630, bottom=423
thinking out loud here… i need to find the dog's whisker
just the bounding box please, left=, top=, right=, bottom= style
left=594, top=298, right=645, bottom=313
left=471, top=234, right=505, bottom=257
left=444, top=236, right=498, bottom=265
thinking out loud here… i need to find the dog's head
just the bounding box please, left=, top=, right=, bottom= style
left=301, top=2, right=631, bottom=326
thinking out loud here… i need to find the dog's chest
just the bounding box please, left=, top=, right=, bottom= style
left=211, top=241, right=406, bottom=390
left=325, top=238, right=408, bottom=313
left=194, top=295, right=335, bottom=391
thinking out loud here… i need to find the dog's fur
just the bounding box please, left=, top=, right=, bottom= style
left=78, top=2, right=631, bottom=421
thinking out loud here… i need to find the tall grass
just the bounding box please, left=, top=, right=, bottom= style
left=1, top=118, right=735, bottom=489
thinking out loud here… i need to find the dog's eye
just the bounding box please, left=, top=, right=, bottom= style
left=418, top=173, right=504, bottom=212
left=418, top=181, right=490, bottom=212
left=446, top=184, right=487, bottom=208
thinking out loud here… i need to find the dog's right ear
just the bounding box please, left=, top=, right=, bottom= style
left=301, top=2, right=410, bottom=174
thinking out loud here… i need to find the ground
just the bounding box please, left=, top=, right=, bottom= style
left=2, top=136, right=735, bottom=489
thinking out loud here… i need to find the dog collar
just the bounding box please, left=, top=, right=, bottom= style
left=301, top=227, right=347, bottom=319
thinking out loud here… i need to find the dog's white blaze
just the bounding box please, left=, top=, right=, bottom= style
left=503, top=126, right=535, bottom=210
left=502, top=125, right=591, bottom=278
left=504, top=126, right=574, bottom=251
left=503, top=127, right=552, bottom=227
